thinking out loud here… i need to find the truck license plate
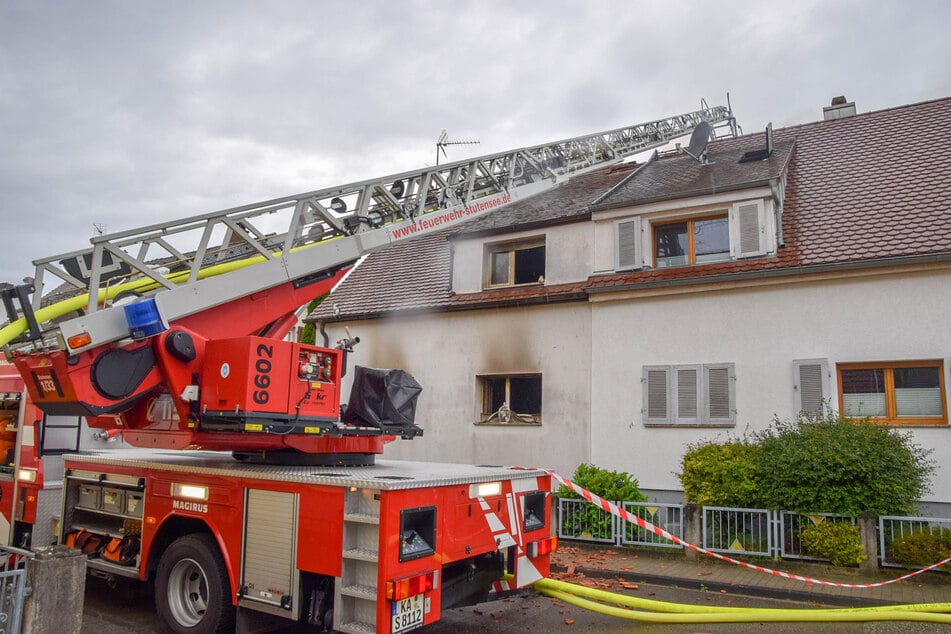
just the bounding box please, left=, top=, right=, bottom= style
left=391, top=593, right=425, bottom=633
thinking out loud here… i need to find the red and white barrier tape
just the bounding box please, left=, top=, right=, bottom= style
left=536, top=468, right=951, bottom=590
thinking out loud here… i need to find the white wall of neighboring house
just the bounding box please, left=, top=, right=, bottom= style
left=452, top=222, right=595, bottom=292
left=324, top=303, right=593, bottom=478
left=589, top=267, right=951, bottom=507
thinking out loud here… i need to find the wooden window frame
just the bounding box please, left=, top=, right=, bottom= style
left=483, top=238, right=546, bottom=289
left=836, top=360, right=947, bottom=426
left=652, top=213, right=729, bottom=268
left=476, top=373, right=542, bottom=425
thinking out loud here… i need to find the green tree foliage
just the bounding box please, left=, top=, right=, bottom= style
left=678, top=411, right=934, bottom=515
left=298, top=294, right=328, bottom=344
left=678, top=440, right=764, bottom=508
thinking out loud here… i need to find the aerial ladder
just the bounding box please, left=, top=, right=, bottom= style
left=0, top=104, right=737, bottom=462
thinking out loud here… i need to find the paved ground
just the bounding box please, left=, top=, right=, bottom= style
left=550, top=542, right=951, bottom=607
left=79, top=543, right=951, bottom=632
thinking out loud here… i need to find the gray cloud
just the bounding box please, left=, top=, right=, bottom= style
left=1, top=0, right=949, bottom=288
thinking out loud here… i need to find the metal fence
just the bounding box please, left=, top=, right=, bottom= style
left=557, top=497, right=617, bottom=543
left=702, top=506, right=774, bottom=557
left=620, top=502, right=684, bottom=548
left=879, top=515, right=951, bottom=569
left=557, top=498, right=684, bottom=548
left=0, top=546, right=32, bottom=634
left=556, top=498, right=951, bottom=574
left=780, top=512, right=856, bottom=561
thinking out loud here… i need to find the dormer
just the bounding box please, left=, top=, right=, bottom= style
left=590, top=130, right=793, bottom=275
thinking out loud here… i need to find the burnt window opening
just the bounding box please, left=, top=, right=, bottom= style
left=485, top=241, right=545, bottom=288
left=478, top=374, right=542, bottom=424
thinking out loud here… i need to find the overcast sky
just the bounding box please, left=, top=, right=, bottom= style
left=1, top=0, right=948, bottom=288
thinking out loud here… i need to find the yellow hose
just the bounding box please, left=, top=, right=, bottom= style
left=535, top=577, right=951, bottom=615
left=536, top=586, right=951, bottom=624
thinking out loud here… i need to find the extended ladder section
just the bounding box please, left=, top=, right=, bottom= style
left=2, top=105, right=735, bottom=355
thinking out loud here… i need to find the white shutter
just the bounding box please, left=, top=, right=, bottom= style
left=730, top=200, right=767, bottom=258
left=703, top=364, right=735, bottom=424
left=615, top=217, right=642, bottom=271
left=672, top=365, right=701, bottom=424
left=642, top=366, right=670, bottom=423
left=793, top=358, right=829, bottom=416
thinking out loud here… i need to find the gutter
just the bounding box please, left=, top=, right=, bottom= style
left=585, top=252, right=951, bottom=295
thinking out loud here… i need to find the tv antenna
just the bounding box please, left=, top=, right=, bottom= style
left=436, top=130, right=480, bottom=165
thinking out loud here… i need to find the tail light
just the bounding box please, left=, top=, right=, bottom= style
left=527, top=536, right=558, bottom=558
left=386, top=570, right=436, bottom=601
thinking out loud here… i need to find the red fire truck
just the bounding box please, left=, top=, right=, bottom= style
left=0, top=104, right=734, bottom=633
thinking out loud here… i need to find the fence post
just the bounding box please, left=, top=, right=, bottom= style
left=683, top=504, right=701, bottom=561
left=22, top=545, right=86, bottom=634
left=858, top=513, right=879, bottom=572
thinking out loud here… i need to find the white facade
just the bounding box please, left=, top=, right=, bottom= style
left=324, top=215, right=951, bottom=510
left=589, top=265, right=951, bottom=505
left=330, top=303, right=592, bottom=478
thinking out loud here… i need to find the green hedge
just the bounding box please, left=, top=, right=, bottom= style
left=678, top=411, right=935, bottom=515
left=799, top=521, right=866, bottom=567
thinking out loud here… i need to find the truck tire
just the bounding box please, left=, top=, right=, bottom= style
left=155, top=533, right=236, bottom=634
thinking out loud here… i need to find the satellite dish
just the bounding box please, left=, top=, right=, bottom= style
left=685, top=121, right=713, bottom=164
left=330, top=197, right=347, bottom=214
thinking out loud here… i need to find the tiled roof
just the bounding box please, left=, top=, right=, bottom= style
left=311, top=164, right=635, bottom=320
left=453, top=161, right=639, bottom=236
left=591, top=138, right=795, bottom=209
left=312, top=97, right=951, bottom=320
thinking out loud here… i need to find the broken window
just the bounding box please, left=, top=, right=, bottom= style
left=485, top=239, right=545, bottom=288
left=477, top=374, right=542, bottom=424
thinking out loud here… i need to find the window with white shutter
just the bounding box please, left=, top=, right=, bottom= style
left=704, top=364, right=736, bottom=424
left=793, top=358, right=829, bottom=416
left=642, top=363, right=736, bottom=426
left=643, top=366, right=670, bottom=423
left=729, top=200, right=767, bottom=258
left=673, top=365, right=701, bottom=424
left=615, top=217, right=642, bottom=271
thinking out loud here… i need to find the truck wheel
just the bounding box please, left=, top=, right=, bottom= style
left=155, top=533, right=235, bottom=634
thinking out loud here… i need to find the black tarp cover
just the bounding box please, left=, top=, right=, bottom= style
left=342, top=366, right=423, bottom=437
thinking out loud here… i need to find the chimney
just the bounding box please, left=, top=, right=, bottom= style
left=823, top=95, right=856, bottom=121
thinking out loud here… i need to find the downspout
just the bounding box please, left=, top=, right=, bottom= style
left=318, top=319, right=330, bottom=348
left=770, top=176, right=785, bottom=248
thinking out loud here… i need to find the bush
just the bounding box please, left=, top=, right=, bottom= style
left=799, top=521, right=866, bottom=567
left=752, top=411, right=935, bottom=516
left=557, top=464, right=646, bottom=539
left=557, top=463, right=647, bottom=503
left=679, top=440, right=764, bottom=508
left=889, top=528, right=951, bottom=570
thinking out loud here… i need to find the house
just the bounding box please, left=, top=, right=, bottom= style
left=310, top=96, right=951, bottom=514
